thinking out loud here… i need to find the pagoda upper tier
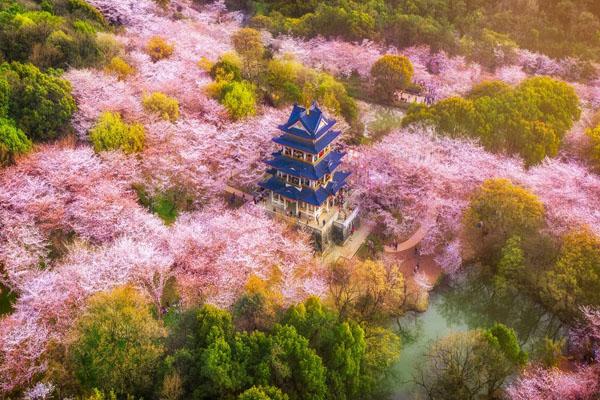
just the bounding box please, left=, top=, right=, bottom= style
left=273, top=102, right=342, bottom=155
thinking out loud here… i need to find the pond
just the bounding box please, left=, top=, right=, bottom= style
left=391, top=270, right=564, bottom=399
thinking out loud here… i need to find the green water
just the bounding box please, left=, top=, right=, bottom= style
left=391, top=271, right=563, bottom=399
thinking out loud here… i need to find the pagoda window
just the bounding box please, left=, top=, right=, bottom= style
left=318, top=150, right=325, bottom=158
left=301, top=178, right=309, bottom=186
left=291, top=121, right=305, bottom=132
left=291, top=176, right=300, bottom=186
left=317, top=118, right=328, bottom=132
left=284, top=147, right=292, bottom=156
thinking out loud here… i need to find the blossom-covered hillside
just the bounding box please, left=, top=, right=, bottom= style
left=0, top=0, right=599, bottom=399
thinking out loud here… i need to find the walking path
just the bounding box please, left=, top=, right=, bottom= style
left=322, top=221, right=374, bottom=264
left=225, top=185, right=254, bottom=202
left=383, top=223, right=428, bottom=253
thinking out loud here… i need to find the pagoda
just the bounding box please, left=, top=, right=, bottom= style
left=259, top=102, right=357, bottom=250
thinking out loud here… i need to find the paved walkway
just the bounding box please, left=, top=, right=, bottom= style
left=322, top=221, right=374, bottom=264
left=225, top=185, right=254, bottom=202
left=383, top=224, right=428, bottom=254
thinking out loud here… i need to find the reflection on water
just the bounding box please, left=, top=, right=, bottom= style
left=391, top=269, right=564, bottom=399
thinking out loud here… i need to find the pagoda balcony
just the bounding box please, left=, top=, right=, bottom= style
left=265, top=150, right=345, bottom=181
left=272, top=129, right=341, bottom=155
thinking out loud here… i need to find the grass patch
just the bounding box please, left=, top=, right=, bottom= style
left=367, top=109, right=405, bottom=142
left=0, top=282, right=16, bottom=316
left=135, top=186, right=194, bottom=225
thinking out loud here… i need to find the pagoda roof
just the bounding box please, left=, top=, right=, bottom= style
left=259, top=171, right=350, bottom=206
left=272, top=129, right=341, bottom=155
left=264, top=150, right=344, bottom=180
left=278, top=102, right=336, bottom=140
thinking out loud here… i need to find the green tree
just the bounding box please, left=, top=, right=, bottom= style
left=282, top=297, right=366, bottom=400
left=542, top=227, right=600, bottom=320
left=89, top=112, right=145, bottom=153
left=0, top=117, right=31, bottom=165
left=404, top=77, right=580, bottom=166
left=231, top=28, right=266, bottom=81
left=265, top=58, right=302, bottom=107
left=370, top=55, right=414, bottom=102
left=142, top=91, right=180, bottom=122
left=464, top=29, right=518, bottom=69
left=462, top=179, right=545, bottom=263
left=233, top=275, right=283, bottom=331
left=167, top=304, right=327, bottom=400
left=238, top=386, right=289, bottom=400
left=325, top=259, right=408, bottom=324
left=146, top=36, right=174, bottom=62
left=69, top=286, right=166, bottom=396
left=493, top=235, right=525, bottom=293
left=0, top=61, right=76, bottom=140
left=282, top=296, right=401, bottom=399
left=584, top=125, right=600, bottom=172
left=104, top=56, right=135, bottom=80
left=210, top=52, right=243, bottom=82
left=515, top=76, right=581, bottom=140
left=266, top=325, right=327, bottom=400
left=467, top=80, right=512, bottom=100
left=0, top=77, right=9, bottom=117
left=484, top=323, right=527, bottom=365
left=415, top=329, right=521, bottom=400
left=220, top=81, right=257, bottom=120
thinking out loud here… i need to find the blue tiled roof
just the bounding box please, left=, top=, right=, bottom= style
left=272, top=129, right=341, bottom=155
left=278, top=102, right=336, bottom=140
left=264, top=150, right=344, bottom=180
left=259, top=171, right=350, bottom=206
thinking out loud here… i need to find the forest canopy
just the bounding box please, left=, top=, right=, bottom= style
left=234, top=0, right=600, bottom=71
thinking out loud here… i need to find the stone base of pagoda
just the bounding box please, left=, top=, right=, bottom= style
left=262, top=197, right=360, bottom=253
left=263, top=197, right=339, bottom=233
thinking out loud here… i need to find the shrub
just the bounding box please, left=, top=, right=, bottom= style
left=585, top=126, right=600, bottom=171
left=142, top=92, right=179, bottom=122
left=95, top=32, right=124, bottom=64
left=153, top=0, right=170, bottom=9
left=238, top=386, right=289, bottom=400
left=89, top=112, right=145, bottom=153
left=220, top=81, right=256, bottom=120
left=0, top=77, right=9, bottom=118
left=210, top=52, right=243, bottom=82
left=370, top=54, right=414, bottom=102
left=0, top=61, right=76, bottom=141
left=145, top=36, right=174, bottom=62
left=542, top=228, right=600, bottom=320
left=104, top=56, right=135, bottom=80
left=0, top=117, right=32, bottom=166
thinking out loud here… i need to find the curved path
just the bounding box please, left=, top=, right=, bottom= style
left=383, top=224, right=429, bottom=254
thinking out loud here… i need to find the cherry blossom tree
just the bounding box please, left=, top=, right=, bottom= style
left=507, top=366, right=600, bottom=400
left=508, top=307, right=600, bottom=400
left=348, top=127, right=600, bottom=272
left=169, top=204, right=319, bottom=306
